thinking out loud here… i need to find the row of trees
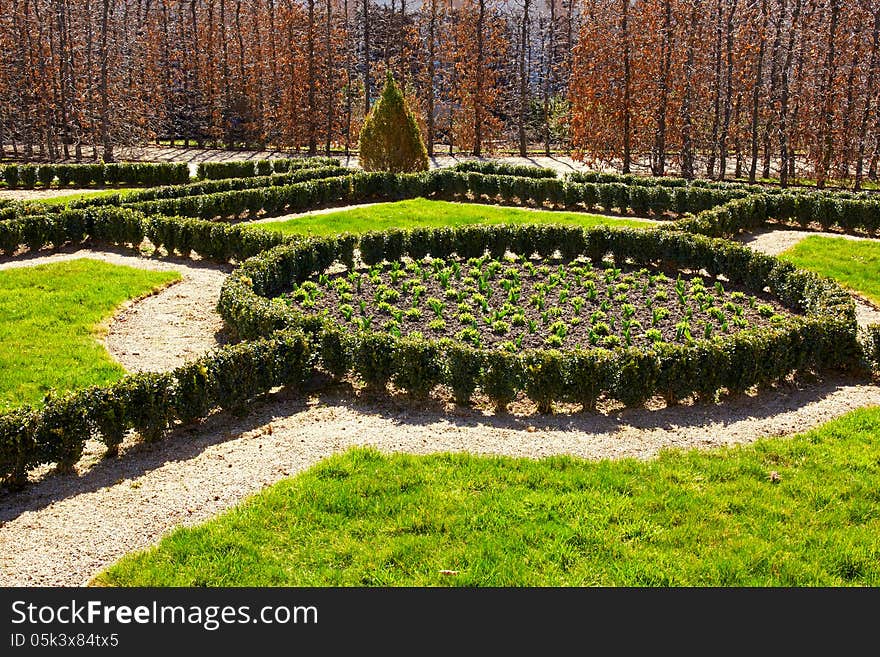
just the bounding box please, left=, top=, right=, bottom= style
left=0, top=0, right=577, bottom=162
left=1, top=0, right=878, bottom=186
left=572, top=0, right=880, bottom=186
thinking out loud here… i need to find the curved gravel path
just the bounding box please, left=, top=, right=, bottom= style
left=1, top=230, right=879, bottom=586
left=0, top=247, right=231, bottom=372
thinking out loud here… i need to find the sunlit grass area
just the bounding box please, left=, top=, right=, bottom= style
left=94, top=406, right=880, bottom=587
left=780, top=236, right=880, bottom=305
left=265, top=198, right=657, bottom=237
left=0, top=259, right=180, bottom=408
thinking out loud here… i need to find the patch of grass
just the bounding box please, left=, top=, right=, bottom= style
left=266, top=198, right=656, bottom=237
left=780, top=236, right=880, bottom=305
left=34, top=188, right=137, bottom=206
left=0, top=259, right=180, bottom=408
left=94, top=406, right=880, bottom=587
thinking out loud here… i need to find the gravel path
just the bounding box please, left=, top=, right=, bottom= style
left=1, top=230, right=879, bottom=587
left=0, top=188, right=100, bottom=202
left=735, top=227, right=876, bottom=256
left=0, top=247, right=231, bottom=372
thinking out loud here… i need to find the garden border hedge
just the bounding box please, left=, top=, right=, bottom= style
left=218, top=223, right=862, bottom=414
left=0, top=329, right=312, bottom=490
left=195, top=157, right=341, bottom=180
left=2, top=166, right=877, bottom=492
left=0, top=206, right=292, bottom=262
left=671, top=191, right=880, bottom=238
left=1, top=162, right=190, bottom=189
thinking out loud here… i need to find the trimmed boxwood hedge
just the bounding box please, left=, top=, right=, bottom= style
left=1, top=162, right=190, bottom=189
left=2, top=167, right=876, bottom=491
left=195, top=157, right=340, bottom=180
left=452, top=161, right=559, bottom=179
left=868, top=324, right=880, bottom=372
left=0, top=206, right=291, bottom=262
left=217, top=223, right=861, bottom=415
left=0, top=329, right=311, bottom=490
left=672, top=190, right=880, bottom=238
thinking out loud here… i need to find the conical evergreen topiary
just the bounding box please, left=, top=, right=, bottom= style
left=358, top=72, right=430, bottom=173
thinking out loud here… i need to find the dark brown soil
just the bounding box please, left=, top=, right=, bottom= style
left=284, top=256, right=798, bottom=351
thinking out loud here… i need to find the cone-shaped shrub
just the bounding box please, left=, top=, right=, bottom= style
left=358, top=72, right=429, bottom=173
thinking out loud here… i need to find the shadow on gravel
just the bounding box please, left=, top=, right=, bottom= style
left=1, top=370, right=875, bottom=522
left=0, top=241, right=235, bottom=273
left=0, top=387, right=310, bottom=522
left=321, top=372, right=871, bottom=436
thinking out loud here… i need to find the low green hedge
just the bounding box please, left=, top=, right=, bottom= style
left=64, top=165, right=350, bottom=211
left=868, top=324, right=880, bottom=372
left=1, top=162, right=190, bottom=189
left=118, top=169, right=744, bottom=223
left=195, top=157, right=340, bottom=180
left=218, top=224, right=860, bottom=414
left=0, top=206, right=290, bottom=262
left=0, top=330, right=311, bottom=490
left=451, top=161, right=559, bottom=179
left=672, top=191, right=880, bottom=238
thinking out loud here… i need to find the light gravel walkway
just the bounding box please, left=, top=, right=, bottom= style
left=736, top=227, right=876, bottom=257
left=0, top=188, right=99, bottom=202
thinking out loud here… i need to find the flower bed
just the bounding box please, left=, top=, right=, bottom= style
left=219, top=224, right=861, bottom=413
left=283, top=256, right=794, bottom=352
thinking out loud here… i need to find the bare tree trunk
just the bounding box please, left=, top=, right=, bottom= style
left=426, top=0, right=437, bottom=156
left=652, top=0, right=673, bottom=176
left=761, top=0, right=785, bottom=179
left=816, top=0, right=840, bottom=188
left=680, top=0, right=700, bottom=179
left=99, top=0, right=113, bottom=162
left=778, top=0, right=801, bottom=187
left=473, top=0, right=485, bottom=156
left=252, top=1, right=266, bottom=147
left=837, top=20, right=861, bottom=180
left=717, top=0, right=739, bottom=180
left=308, top=0, right=317, bottom=155
left=55, top=0, right=70, bottom=160
left=344, top=0, right=353, bottom=156
left=707, top=0, right=724, bottom=177
left=621, top=0, right=631, bottom=174
left=786, top=0, right=810, bottom=182
left=854, top=7, right=880, bottom=190
left=325, top=0, right=334, bottom=155
left=749, top=0, right=769, bottom=183
left=518, top=0, right=531, bottom=157
left=363, top=0, right=371, bottom=115
left=543, top=0, right=555, bottom=156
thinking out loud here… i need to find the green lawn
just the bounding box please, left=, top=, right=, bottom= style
left=265, top=198, right=656, bottom=237
left=94, top=406, right=880, bottom=587
left=0, top=259, right=180, bottom=409
left=34, top=188, right=137, bottom=206
left=780, top=236, right=880, bottom=305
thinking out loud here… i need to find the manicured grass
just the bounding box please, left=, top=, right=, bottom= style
left=34, top=188, right=137, bottom=206
left=266, top=198, right=656, bottom=237
left=94, top=406, right=880, bottom=587
left=0, top=259, right=180, bottom=409
left=780, top=236, right=880, bottom=305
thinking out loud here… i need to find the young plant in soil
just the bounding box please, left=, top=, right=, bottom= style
left=284, top=255, right=797, bottom=352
